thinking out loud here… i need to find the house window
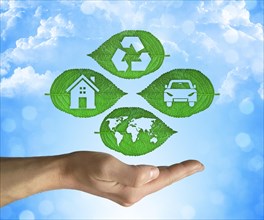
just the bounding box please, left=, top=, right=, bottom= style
left=79, top=87, right=86, bottom=94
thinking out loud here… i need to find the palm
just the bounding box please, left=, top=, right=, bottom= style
left=65, top=151, right=204, bottom=206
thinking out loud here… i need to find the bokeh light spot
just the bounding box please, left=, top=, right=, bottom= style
left=235, top=132, right=251, bottom=149
left=1, top=118, right=16, bottom=132
left=19, top=210, right=35, bottom=220
left=39, top=199, right=54, bottom=216
left=239, top=97, right=254, bottom=115
left=248, top=155, right=263, bottom=172
left=22, top=106, right=37, bottom=121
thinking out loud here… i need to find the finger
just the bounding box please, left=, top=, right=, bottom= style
left=111, top=161, right=160, bottom=187
left=142, top=160, right=204, bottom=195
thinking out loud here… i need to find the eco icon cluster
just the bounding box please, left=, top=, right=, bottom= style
left=48, top=30, right=218, bottom=156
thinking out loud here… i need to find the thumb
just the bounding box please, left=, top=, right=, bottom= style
left=113, top=164, right=160, bottom=187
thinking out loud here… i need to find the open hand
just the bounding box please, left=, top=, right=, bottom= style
left=62, top=151, right=204, bottom=206
left=0, top=151, right=204, bottom=207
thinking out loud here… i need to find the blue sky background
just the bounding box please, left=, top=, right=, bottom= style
left=0, top=0, right=263, bottom=219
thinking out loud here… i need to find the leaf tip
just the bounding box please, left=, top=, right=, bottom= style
left=44, top=93, right=50, bottom=96
left=87, top=53, right=95, bottom=58
left=172, top=129, right=177, bottom=134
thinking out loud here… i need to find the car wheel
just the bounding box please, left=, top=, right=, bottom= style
left=189, top=101, right=195, bottom=107
left=166, top=102, right=172, bottom=107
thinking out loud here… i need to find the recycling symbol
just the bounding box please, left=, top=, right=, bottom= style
left=111, top=37, right=151, bottom=72
left=88, top=30, right=166, bottom=79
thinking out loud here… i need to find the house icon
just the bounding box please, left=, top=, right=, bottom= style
left=66, top=74, right=99, bottom=109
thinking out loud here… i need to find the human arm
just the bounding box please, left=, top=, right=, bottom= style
left=0, top=151, right=204, bottom=207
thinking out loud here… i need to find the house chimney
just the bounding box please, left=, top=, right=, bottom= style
left=90, top=76, right=95, bottom=82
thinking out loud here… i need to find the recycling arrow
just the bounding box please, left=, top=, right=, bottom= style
left=111, top=48, right=129, bottom=71
left=121, top=37, right=144, bottom=52
left=112, top=36, right=151, bottom=72
left=132, top=52, right=151, bottom=71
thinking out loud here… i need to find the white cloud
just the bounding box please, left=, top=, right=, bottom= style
left=221, top=2, right=250, bottom=26
left=150, top=14, right=178, bottom=29
left=16, top=14, right=74, bottom=49
left=252, top=23, right=264, bottom=41
left=197, top=0, right=251, bottom=26
left=80, top=1, right=144, bottom=29
left=0, top=66, right=52, bottom=97
left=1, top=0, right=262, bottom=103
left=1, top=14, right=74, bottom=76
left=197, top=1, right=263, bottom=41
left=223, top=28, right=239, bottom=44
left=162, top=41, right=189, bottom=62
left=258, top=82, right=264, bottom=100
left=34, top=6, right=42, bottom=18
left=195, top=1, right=263, bottom=103
left=0, top=1, right=27, bottom=39
left=217, top=67, right=251, bottom=103
left=197, top=32, right=221, bottom=53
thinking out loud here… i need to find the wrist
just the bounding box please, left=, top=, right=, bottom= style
left=27, top=154, right=69, bottom=194
left=57, top=152, right=80, bottom=190
left=0, top=155, right=71, bottom=206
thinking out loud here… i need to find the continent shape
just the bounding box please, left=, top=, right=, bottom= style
left=107, top=116, right=128, bottom=131
left=115, top=131, right=123, bottom=146
left=126, top=118, right=156, bottom=143
left=106, top=116, right=157, bottom=146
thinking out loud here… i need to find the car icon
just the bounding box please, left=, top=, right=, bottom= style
left=164, top=80, right=197, bottom=107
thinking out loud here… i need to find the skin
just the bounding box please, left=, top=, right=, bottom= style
left=0, top=151, right=204, bottom=207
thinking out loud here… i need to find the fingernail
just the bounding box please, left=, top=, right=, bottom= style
left=194, top=163, right=205, bottom=172
left=148, top=167, right=159, bottom=181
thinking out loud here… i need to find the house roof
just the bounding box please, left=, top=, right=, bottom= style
left=66, top=75, right=99, bottom=93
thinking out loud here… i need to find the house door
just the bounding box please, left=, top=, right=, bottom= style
left=79, top=97, right=87, bottom=109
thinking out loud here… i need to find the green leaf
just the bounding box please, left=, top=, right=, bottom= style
left=49, top=69, right=126, bottom=117
left=88, top=30, right=166, bottom=79
left=138, top=69, right=217, bottom=118
left=99, top=107, right=176, bottom=156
